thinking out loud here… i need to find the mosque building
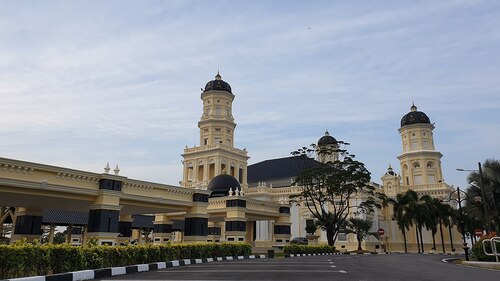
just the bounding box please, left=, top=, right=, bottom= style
left=0, top=73, right=462, bottom=252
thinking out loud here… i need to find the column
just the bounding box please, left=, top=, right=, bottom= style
left=224, top=198, right=247, bottom=242
left=153, top=214, right=173, bottom=244
left=10, top=207, right=43, bottom=243
left=273, top=206, right=292, bottom=245
left=184, top=192, right=209, bottom=243
left=48, top=224, right=55, bottom=244
left=86, top=178, right=122, bottom=246
left=118, top=215, right=133, bottom=245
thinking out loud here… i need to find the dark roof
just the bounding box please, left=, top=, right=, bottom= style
left=400, top=104, right=431, bottom=127
left=208, top=174, right=241, bottom=197
left=248, top=156, right=322, bottom=183
left=42, top=209, right=88, bottom=226
left=131, top=215, right=154, bottom=229
left=203, top=73, right=232, bottom=93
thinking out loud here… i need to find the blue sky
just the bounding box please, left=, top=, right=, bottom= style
left=0, top=0, right=499, bottom=188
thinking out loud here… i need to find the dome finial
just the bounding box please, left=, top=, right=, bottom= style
left=215, top=71, right=221, bottom=80
left=325, top=129, right=329, bottom=136
left=388, top=164, right=393, bottom=171
left=411, top=101, right=417, bottom=112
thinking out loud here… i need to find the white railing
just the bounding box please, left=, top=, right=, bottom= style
left=183, top=144, right=247, bottom=156
left=482, top=237, right=500, bottom=262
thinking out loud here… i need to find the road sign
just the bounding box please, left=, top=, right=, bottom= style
left=377, top=228, right=385, bottom=235
left=474, top=229, right=483, bottom=236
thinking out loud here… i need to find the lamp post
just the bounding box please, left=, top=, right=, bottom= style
left=446, top=186, right=470, bottom=261
left=456, top=162, right=490, bottom=234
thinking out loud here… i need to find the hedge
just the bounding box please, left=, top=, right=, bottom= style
left=283, top=244, right=335, bottom=255
left=471, top=238, right=497, bottom=262
left=0, top=242, right=251, bottom=279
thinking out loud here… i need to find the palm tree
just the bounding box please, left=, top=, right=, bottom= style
left=345, top=217, right=376, bottom=251
left=387, top=193, right=411, bottom=253
left=466, top=159, right=500, bottom=233
left=404, top=190, right=432, bottom=253
left=423, top=196, right=440, bottom=252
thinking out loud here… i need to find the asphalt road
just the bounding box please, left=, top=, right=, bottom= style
left=97, top=254, right=500, bottom=281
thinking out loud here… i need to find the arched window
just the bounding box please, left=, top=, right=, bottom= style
left=427, top=161, right=433, bottom=168
left=413, top=162, right=420, bottom=169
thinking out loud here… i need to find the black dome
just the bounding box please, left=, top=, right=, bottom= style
left=318, top=131, right=337, bottom=146
left=204, top=73, right=232, bottom=93
left=400, top=104, right=431, bottom=127
left=207, top=174, right=241, bottom=197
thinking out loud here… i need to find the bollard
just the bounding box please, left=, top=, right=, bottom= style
left=267, top=249, right=275, bottom=259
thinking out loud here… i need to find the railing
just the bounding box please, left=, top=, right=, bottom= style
left=482, top=237, right=500, bottom=262
left=183, top=144, right=248, bottom=156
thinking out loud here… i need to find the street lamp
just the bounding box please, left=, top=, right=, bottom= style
left=456, top=161, right=490, bottom=234
left=446, top=186, right=470, bottom=261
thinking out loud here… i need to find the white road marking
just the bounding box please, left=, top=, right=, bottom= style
left=330, top=265, right=337, bottom=268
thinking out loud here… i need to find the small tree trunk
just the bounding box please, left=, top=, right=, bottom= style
left=402, top=228, right=408, bottom=253
left=419, top=226, right=424, bottom=253
left=326, top=227, right=335, bottom=246
left=432, top=231, right=436, bottom=251
left=448, top=224, right=454, bottom=252
left=357, top=236, right=362, bottom=251
left=415, top=226, right=421, bottom=253
left=439, top=223, right=445, bottom=253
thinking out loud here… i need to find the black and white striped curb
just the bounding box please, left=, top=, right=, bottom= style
left=286, top=253, right=339, bottom=257
left=3, top=255, right=266, bottom=281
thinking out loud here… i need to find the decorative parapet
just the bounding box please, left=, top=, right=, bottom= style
left=55, top=172, right=99, bottom=184
left=0, top=163, right=34, bottom=175
left=183, top=143, right=248, bottom=156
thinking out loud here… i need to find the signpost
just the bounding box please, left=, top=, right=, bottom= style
left=474, top=229, right=483, bottom=236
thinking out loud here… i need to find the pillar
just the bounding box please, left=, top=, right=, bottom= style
left=273, top=206, right=292, bottom=245
left=66, top=224, right=73, bottom=244
left=225, top=198, right=247, bottom=242
left=153, top=214, right=173, bottom=244
left=118, top=215, right=133, bottom=245
left=86, top=178, right=122, bottom=246
left=184, top=192, right=209, bottom=243
left=10, top=207, right=42, bottom=243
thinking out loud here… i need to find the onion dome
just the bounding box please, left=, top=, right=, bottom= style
left=207, top=174, right=241, bottom=198
left=400, top=104, right=431, bottom=127
left=204, top=72, right=232, bottom=93
left=385, top=164, right=396, bottom=176
left=318, top=130, right=337, bottom=146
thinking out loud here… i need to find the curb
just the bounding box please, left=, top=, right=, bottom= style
left=285, top=253, right=339, bottom=257
left=4, top=255, right=267, bottom=281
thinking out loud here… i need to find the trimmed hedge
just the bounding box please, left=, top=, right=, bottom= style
left=283, top=244, right=335, bottom=255
left=0, top=242, right=251, bottom=279
left=471, top=238, right=496, bottom=262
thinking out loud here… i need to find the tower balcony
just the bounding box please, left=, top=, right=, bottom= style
left=183, top=143, right=248, bottom=157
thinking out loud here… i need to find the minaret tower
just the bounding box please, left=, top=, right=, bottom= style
left=397, top=104, right=444, bottom=190
left=181, top=73, right=249, bottom=189
left=316, top=130, right=339, bottom=163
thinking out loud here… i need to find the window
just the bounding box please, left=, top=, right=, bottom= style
left=427, top=161, right=433, bottom=168
left=411, top=141, right=418, bottom=149
left=337, top=232, right=348, bottom=242
left=214, top=137, right=221, bottom=144
left=423, top=140, right=429, bottom=149
left=205, top=108, right=211, bottom=115
left=413, top=162, right=420, bottom=169
left=215, top=107, right=221, bottom=115
left=414, top=175, right=423, bottom=185
left=427, top=175, right=436, bottom=183
left=204, top=138, right=208, bottom=145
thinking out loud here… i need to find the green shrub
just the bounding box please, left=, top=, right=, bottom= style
left=0, top=242, right=252, bottom=279
left=283, top=244, right=335, bottom=255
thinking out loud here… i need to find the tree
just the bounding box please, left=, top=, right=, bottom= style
left=345, top=217, right=376, bottom=251
left=387, top=193, right=411, bottom=253
left=403, top=190, right=432, bottom=253
left=290, top=143, right=383, bottom=246
left=466, top=159, right=500, bottom=233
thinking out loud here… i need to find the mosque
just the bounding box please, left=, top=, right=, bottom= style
left=0, top=73, right=462, bottom=252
